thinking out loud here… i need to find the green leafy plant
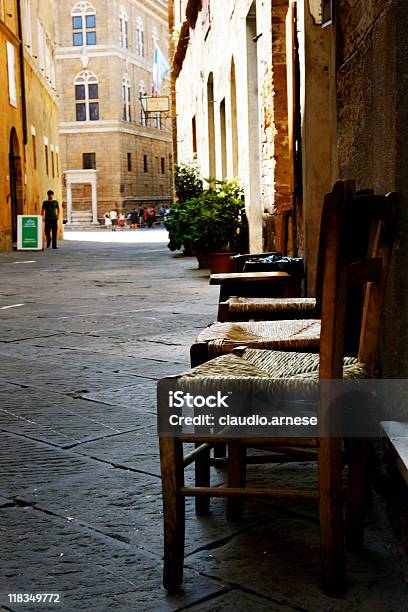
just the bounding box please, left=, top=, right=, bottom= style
left=174, top=162, right=203, bottom=203
left=166, top=178, right=248, bottom=255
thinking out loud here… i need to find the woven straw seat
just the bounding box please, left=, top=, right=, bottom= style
left=228, top=296, right=317, bottom=319
left=180, top=348, right=367, bottom=384
left=197, top=319, right=321, bottom=355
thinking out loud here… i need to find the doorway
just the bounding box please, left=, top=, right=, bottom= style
left=9, top=128, right=23, bottom=244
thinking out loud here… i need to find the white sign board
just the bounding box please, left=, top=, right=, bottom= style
left=146, top=96, right=170, bottom=113
left=17, top=215, right=43, bottom=251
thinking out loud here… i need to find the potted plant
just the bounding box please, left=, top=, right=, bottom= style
left=167, top=162, right=203, bottom=256
left=166, top=177, right=248, bottom=272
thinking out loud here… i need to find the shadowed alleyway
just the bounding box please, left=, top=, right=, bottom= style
left=0, top=231, right=406, bottom=611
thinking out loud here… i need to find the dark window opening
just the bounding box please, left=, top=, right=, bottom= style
left=76, top=103, right=86, bottom=121
left=143, top=155, right=148, bottom=172
left=127, top=152, right=132, bottom=171
left=83, top=152, right=96, bottom=169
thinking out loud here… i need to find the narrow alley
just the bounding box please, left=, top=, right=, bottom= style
left=0, top=233, right=406, bottom=611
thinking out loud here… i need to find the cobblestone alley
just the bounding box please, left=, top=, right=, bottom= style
left=0, top=231, right=406, bottom=611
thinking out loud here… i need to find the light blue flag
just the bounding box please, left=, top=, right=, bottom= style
left=153, top=44, right=170, bottom=95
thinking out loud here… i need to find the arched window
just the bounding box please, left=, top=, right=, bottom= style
left=72, top=2, right=96, bottom=47
left=136, top=17, right=144, bottom=57
left=139, top=80, right=147, bottom=126
left=75, top=71, right=99, bottom=121
left=122, top=74, right=131, bottom=122
left=119, top=7, right=128, bottom=48
left=152, top=26, right=159, bottom=47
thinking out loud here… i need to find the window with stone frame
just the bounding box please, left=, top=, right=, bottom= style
left=72, top=1, right=97, bottom=47
left=136, top=16, right=144, bottom=56
left=139, top=80, right=147, bottom=126
left=75, top=71, right=99, bottom=121
left=152, top=26, right=159, bottom=48
left=119, top=6, right=129, bottom=48
left=122, top=74, right=131, bottom=122
left=153, top=112, right=161, bottom=130
left=83, top=152, right=96, bottom=169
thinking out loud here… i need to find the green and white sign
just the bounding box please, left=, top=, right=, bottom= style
left=17, top=215, right=43, bottom=251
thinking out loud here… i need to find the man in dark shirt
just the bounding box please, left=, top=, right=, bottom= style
left=42, top=190, right=59, bottom=249
left=130, top=208, right=138, bottom=230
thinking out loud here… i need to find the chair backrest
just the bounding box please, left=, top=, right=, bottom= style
left=318, top=180, right=398, bottom=379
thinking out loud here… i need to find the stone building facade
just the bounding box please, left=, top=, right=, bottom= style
left=0, top=0, right=62, bottom=251
left=55, top=0, right=172, bottom=224
left=172, top=0, right=408, bottom=381
left=172, top=0, right=308, bottom=254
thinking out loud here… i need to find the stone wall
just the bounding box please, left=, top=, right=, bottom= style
left=336, top=0, right=408, bottom=377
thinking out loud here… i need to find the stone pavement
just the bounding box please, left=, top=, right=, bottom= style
left=0, top=229, right=406, bottom=611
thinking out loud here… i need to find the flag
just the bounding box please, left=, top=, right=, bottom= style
left=152, top=44, right=170, bottom=95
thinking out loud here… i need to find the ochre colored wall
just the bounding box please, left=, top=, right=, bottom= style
left=0, top=1, right=23, bottom=251
left=0, top=0, right=62, bottom=251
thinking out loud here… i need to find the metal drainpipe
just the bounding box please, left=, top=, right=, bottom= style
left=16, top=0, right=28, bottom=146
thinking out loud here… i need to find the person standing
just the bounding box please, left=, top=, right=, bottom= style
left=130, top=208, right=139, bottom=230
left=119, top=211, right=126, bottom=230
left=110, top=209, right=118, bottom=231
left=104, top=212, right=112, bottom=230
left=147, top=206, right=156, bottom=228
left=42, top=190, right=59, bottom=249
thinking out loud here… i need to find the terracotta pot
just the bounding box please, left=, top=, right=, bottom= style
left=209, top=252, right=237, bottom=274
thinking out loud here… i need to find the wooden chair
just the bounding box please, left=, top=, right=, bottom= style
left=158, top=182, right=398, bottom=596
left=190, top=184, right=381, bottom=368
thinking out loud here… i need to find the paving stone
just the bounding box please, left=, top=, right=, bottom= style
left=7, top=335, right=191, bottom=364
left=187, top=502, right=408, bottom=611
left=0, top=507, right=225, bottom=611
left=0, top=495, right=12, bottom=507
left=0, top=235, right=406, bottom=609
left=186, top=589, right=294, bottom=611
left=74, top=430, right=162, bottom=477
left=0, top=392, right=154, bottom=448
left=80, top=381, right=158, bottom=411
left=0, top=432, right=274, bottom=560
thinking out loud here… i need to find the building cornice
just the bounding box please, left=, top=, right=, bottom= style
left=172, top=1, right=202, bottom=79
left=59, top=121, right=172, bottom=142
left=0, top=19, right=20, bottom=45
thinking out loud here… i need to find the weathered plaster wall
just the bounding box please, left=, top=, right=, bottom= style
left=299, top=1, right=334, bottom=293
left=336, top=0, right=408, bottom=376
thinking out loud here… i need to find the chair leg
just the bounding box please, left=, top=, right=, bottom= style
left=346, top=438, right=369, bottom=552
left=318, top=438, right=346, bottom=597
left=227, top=441, right=246, bottom=521
left=195, top=443, right=211, bottom=515
left=159, top=436, right=185, bottom=593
